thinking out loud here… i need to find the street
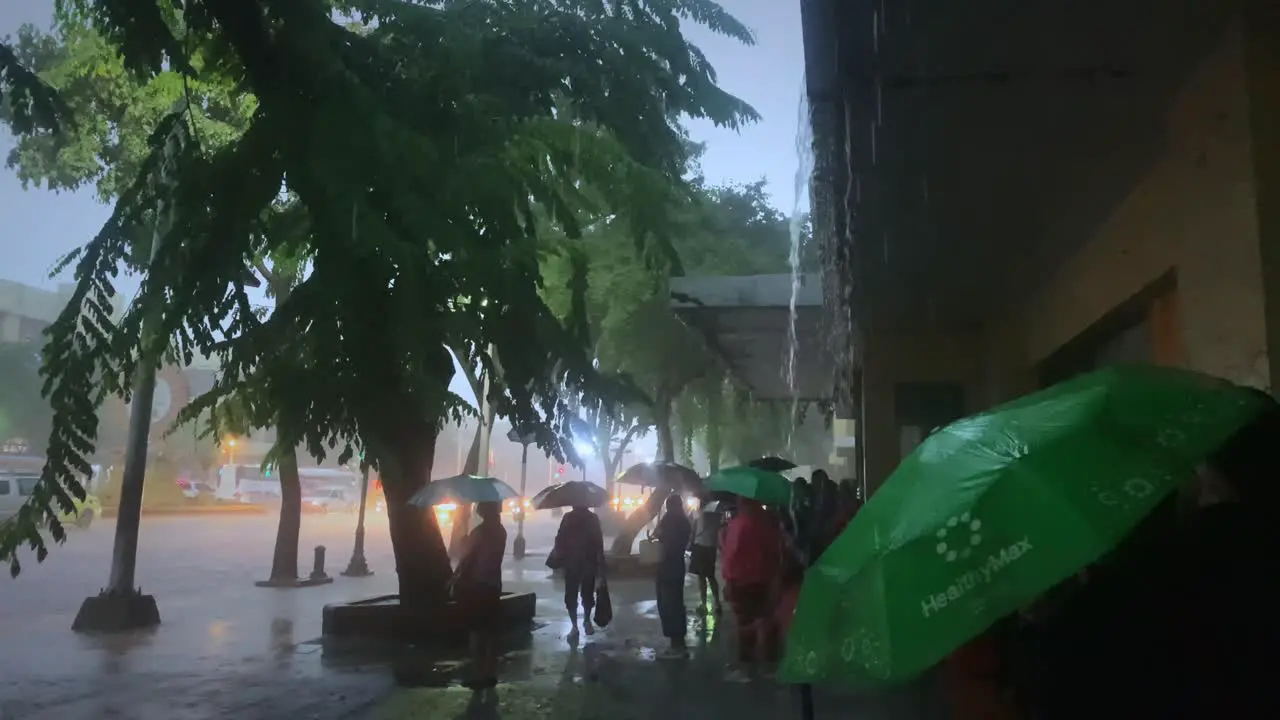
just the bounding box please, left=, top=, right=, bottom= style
left=0, top=513, right=942, bottom=720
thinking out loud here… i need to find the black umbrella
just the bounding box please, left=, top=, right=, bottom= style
left=530, top=481, right=608, bottom=510
left=749, top=456, right=797, bottom=473
left=615, top=461, right=703, bottom=492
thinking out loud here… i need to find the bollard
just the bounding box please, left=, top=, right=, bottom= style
left=310, top=545, right=329, bottom=581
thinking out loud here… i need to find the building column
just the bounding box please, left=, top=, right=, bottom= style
left=1245, top=2, right=1280, bottom=393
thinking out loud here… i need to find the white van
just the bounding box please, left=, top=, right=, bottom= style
left=0, top=473, right=101, bottom=529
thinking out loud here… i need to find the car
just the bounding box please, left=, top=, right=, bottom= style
left=177, top=479, right=217, bottom=500
left=237, top=490, right=282, bottom=507
left=373, top=497, right=453, bottom=526
left=302, top=488, right=358, bottom=514
left=0, top=473, right=101, bottom=529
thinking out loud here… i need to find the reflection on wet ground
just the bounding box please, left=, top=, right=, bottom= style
left=0, top=516, right=945, bottom=719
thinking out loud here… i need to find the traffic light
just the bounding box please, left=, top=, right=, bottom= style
left=556, top=464, right=565, bottom=478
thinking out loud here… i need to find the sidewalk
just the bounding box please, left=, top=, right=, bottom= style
left=0, top=517, right=945, bottom=719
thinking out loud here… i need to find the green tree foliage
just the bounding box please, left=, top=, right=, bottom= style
left=2, top=21, right=252, bottom=203
left=542, top=177, right=805, bottom=552
left=0, top=1, right=757, bottom=596
left=2, top=19, right=316, bottom=582
left=0, top=34, right=69, bottom=137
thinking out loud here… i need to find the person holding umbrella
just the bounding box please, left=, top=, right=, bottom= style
left=450, top=501, right=507, bottom=690
left=707, top=465, right=792, bottom=679
left=537, top=480, right=609, bottom=641
left=654, top=492, right=693, bottom=658
left=778, top=365, right=1274, bottom=699
left=688, top=495, right=724, bottom=617
left=553, top=503, right=605, bottom=640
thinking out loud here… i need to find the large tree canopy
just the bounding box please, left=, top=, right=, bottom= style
left=0, top=0, right=758, bottom=588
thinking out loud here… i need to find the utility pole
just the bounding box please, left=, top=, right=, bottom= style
left=73, top=100, right=190, bottom=633
left=507, top=427, right=537, bottom=559
left=342, top=459, right=373, bottom=577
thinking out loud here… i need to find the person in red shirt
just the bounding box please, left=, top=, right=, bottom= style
left=721, top=498, right=784, bottom=677
left=451, top=501, right=507, bottom=690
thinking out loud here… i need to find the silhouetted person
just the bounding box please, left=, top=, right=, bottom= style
left=452, top=500, right=507, bottom=690
left=1036, top=398, right=1280, bottom=718
left=553, top=504, right=605, bottom=640
left=654, top=492, right=692, bottom=658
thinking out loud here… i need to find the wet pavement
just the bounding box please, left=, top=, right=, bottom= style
left=0, top=515, right=946, bottom=719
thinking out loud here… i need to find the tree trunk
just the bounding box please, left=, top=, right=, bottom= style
left=610, top=402, right=676, bottom=556
left=448, top=424, right=482, bottom=559
left=264, top=273, right=304, bottom=584
left=268, top=448, right=303, bottom=581
left=381, top=423, right=452, bottom=606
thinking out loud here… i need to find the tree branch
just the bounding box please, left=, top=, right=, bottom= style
left=610, top=423, right=644, bottom=470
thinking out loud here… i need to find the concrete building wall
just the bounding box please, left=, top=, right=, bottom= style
left=1016, top=24, right=1269, bottom=390
left=860, top=332, right=985, bottom=488
left=861, top=22, right=1276, bottom=491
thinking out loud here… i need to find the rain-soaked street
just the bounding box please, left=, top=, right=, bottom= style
left=0, top=514, right=943, bottom=719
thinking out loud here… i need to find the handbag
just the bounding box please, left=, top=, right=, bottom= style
left=545, top=545, right=565, bottom=570
left=593, top=577, right=614, bottom=628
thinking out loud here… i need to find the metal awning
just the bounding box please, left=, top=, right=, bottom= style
left=670, top=274, right=834, bottom=401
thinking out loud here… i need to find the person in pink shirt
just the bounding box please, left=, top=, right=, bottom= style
left=721, top=498, right=784, bottom=677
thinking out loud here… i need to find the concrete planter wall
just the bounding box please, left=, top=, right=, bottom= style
left=322, top=592, right=536, bottom=643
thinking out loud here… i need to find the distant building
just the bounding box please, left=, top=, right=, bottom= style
left=0, top=279, right=76, bottom=344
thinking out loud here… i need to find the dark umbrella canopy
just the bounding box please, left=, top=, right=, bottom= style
left=531, top=480, right=608, bottom=510
left=615, top=461, right=703, bottom=492
left=749, top=455, right=797, bottom=473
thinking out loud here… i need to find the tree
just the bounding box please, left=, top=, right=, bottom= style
left=0, top=341, right=53, bottom=455
left=2, top=20, right=321, bottom=585
left=541, top=177, right=801, bottom=554
left=0, top=0, right=757, bottom=606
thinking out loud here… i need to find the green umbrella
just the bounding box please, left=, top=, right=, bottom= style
left=707, top=465, right=792, bottom=506
left=779, top=365, right=1269, bottom=687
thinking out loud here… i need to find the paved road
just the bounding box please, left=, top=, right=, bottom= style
left=0, top=515, right=945, bottom=720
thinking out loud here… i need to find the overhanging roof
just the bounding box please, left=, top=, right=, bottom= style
left=801, top=0, right=1240, bottom=330
left=670, top=274, right=833, bottom=401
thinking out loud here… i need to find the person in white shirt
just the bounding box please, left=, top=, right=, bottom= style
left=688, top=496, right=723, bottom=616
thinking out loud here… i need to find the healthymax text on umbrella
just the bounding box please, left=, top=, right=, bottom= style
left=920, top=537, right=1033, bottom=618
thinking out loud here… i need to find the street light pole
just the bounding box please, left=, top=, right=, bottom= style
left=342, top=460, right=373, bottom=577
left=506, top=426, right=537, bottom=560
left=514, top=443, right=529, bottom=559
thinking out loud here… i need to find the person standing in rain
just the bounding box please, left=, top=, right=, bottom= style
left=552, top=503, right=605, bottom=641
left=688, top=495, right=724, bottom=616
left=722, top=497, right=784, bottom=680
left=450, top=501, right=507, bottom=690
left=654, top=492, right=692, bottom=658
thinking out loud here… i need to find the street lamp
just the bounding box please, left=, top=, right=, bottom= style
left=342, top=457, right=373, bottom=577
left=507, top=427, right=538, bottom=559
